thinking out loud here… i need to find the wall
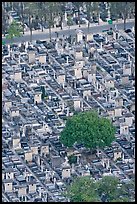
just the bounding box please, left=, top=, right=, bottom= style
left=57, top=75, right=65, bottom=85
left=74, top=100, right=80, bottom=110
left=14, top=72, right=22, bottom=82
left=25, top=152, right=33, bottom=162
left=74, top=68, right=82, bottom=79
left=62, top=168, right=71, bottom=178
left=11, top=109, right=19, bottom=117
left=34, top=94, right=42, bottom=104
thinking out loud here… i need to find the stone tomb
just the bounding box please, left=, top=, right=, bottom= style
left=28, top=50, right=35, bottom=64
left=76, top=30, right=83, bottom=42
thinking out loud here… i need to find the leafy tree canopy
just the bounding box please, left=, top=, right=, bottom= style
left=67, top=16, right=73, bottom=27
left=60, top=111, right=116, bottom=149
left=68, top=155, right=77, bottom=165
left=65, top=176, right=135, bottom=202
left=65, top=176, right=100, bottom=202
left=6, top=20, right=23, bottom=40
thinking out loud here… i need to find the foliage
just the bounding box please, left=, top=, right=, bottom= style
left=85, top=2, right=100, bottom=28
left=68, top=155, right=77, bottom=165
left=60, top=111, right=115, bottom=149
left=109, top=2, right=121, bottom=21
left=111, top=198, right=130, bottom=202
left=109, top=2, right=135, bottom=29
left=97, top=176, right=120, bottom=201
left=2, top=3, right=7, bottom=36
left=6, top=20, right=23, bottom=40
left=2, top=2, right=135, bottom=36
left=92, top=2, right=99, bottom=17
left=65, top=176, right=100, bottom=202
left=86, top=2, right=92, bottom=18
left=65, top=176, right=135, bottom=202
left=97, top=176, right=135, bottom=202
left=67, top=16, right=73, bottom=27
left=73, top=2, right=83, bottom=27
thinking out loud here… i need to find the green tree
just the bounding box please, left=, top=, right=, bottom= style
left=67, top=16, right=73, bottom=29
left=2, top=3, right=7, bottom=36
left=24, top=2, right=46, bottom=41
left=97, top=176, right=120, bottom=201
left=97, top=176, right=135, bottom=202
left=68, top=155, right=77, bottom=165
left=64, top=176, right=135, bottom=202
left=120, top=2, right=134, bottom=30
left=56, top=2, right=67, bottom=30
left=109, top=2, right=135, bottom=30
left=45, top=2, right=58, bottom=41
left=109, top=2, right=121, bottom=22
left=92, top=2, right=100, bottom=24
left=60, top=111, right=115, bottom=149
left=111, top=197, right=131, bottom=202
left=23, top=2, right=36, bottom=42
left=73, top=2, right=83, bottom=27
left=20, top=2, right=25, bottom=34
left=118, top=179, right=135, bottom=201
left=85, top=2, right=93, bottom=31
left=85, top=2, right=100, bottom=28
left=65, top=176, right=100, bottom=202
left=36, top=2, right=43, bottom=32
left=13, top=2, right=26, bottom=34
left=6, top=20, right=23, bottom=40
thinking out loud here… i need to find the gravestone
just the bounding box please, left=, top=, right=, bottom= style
left=28, top=50, right=35, bottom=64
left=76, top=30, right=83, bottom=42
left=51, top=155, right=62, bottom=169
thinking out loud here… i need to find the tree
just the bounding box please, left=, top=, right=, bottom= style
left=85, top=2, right=93, bottom=31
left=68, top=155, right=77, bottom=165
left=111, top=197, right=131, bottom=202
left=60, top=111, right=115, bottom=149
left=97, top=176, right=120, bottom=201
left=36, top=2, right=46, bottom=32
left=46, top=2, right=58, bottom=41
left=12, top=2, right=26, bottom=34
left=65, top=176, right=100, bottom=202
left=109, top=2, right=135, bottom=30
left=6, top=20, right=23, bottom=40
left=109, top=2, right=121, bottom=22
left=2, top=3, right=7, bottom=36
left=20, top=2, right=25, bottom=34
left=23, top=2, right=38, bottom=41
left=97, top=176, right=135, bottom=202
left=85, top=2, right=100, bottom=28
left=64, top=176, right=135, bottom=202
left=120, top=2, right=134, bottom=30
left=58, top=2, right=67, bottom=30
left=67, top=16, right=73, bottom=30
left=92, top=2, right=100, bottom=24
left=73, top=2, right=83, bottom=27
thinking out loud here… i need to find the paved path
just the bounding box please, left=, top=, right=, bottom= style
left=2, top=20, right=135, bottom=44
left=2, top=192, right=10, bottom=202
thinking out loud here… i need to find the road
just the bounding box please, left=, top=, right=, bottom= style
left=3, top=21, right=135, bottom=44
